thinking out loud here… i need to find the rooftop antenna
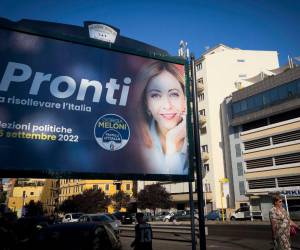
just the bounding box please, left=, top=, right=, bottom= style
left=178, top=40, right=190, bottom=59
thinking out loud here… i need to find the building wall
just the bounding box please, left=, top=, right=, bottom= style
left=8, top=183, right=45, bottom=217
left=197, top=45, right=278, bottom=209
left=59, top=179, right=133, bottom=213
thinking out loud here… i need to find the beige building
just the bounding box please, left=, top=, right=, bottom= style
left=195, top=44, right=279, bottom=210
left=59, top=179, right=134, bottom=213
left=7, top=178, right=45, bottom=217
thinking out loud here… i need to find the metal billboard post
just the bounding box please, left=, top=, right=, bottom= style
left=190, top=54, right=206, bottom=250
left=188, top=181, right=196, bottom=250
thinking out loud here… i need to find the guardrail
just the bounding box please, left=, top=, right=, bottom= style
left=119, top=224, right=208, bottom=242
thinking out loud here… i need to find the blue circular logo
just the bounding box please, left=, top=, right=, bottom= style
left=94, top=114, right=130, bottom=151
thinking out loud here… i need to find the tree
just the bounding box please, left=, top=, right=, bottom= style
left=111, top=190, right=130, bottom=211
left=137, top=183, right=172, bottom=215
left=0, top=191, right=7, bottom=203
left=24, top=200, right=44, bottom=217
left=59, top=189, right=111, bottom=214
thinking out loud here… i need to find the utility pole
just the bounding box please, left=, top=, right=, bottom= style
left=190, top=54, right=206, bottom=250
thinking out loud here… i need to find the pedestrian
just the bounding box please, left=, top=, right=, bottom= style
left=269, top=193, right=299, bottom=250
left=131, top=212, right=152, bottom=250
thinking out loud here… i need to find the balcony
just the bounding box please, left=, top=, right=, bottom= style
left=197, top=83, right=204, bottom=94
left=202, top=152, right=209, bottom=162
left=199, top=115, right=206, bottom=125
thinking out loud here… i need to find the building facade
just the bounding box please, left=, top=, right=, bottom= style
left=195, top=44, right=279, bottom=210
left=225, top=66, right=300, bottom=219
left=7, top=178, right=45, bottom=217
left=58, top=179, right=134, bottom=213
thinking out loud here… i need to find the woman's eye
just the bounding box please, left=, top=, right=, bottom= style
left=170, top=92, right=180, bottom=98
left=150, top=93, right=161, bottom=99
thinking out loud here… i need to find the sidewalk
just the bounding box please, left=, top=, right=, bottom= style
left=149, top=220, right=271, bottom=226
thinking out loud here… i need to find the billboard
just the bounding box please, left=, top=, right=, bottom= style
left=0, top=26, right=191, bottom=180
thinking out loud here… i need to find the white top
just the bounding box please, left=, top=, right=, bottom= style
left=143, top=119, right=188, bottom=175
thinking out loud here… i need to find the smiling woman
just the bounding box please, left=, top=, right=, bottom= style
left=136, top=61, right=188, bottom=175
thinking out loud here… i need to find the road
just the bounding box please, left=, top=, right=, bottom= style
left=120, top=223, right=300, bottom=250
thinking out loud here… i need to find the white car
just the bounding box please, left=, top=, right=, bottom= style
left=62, top=213, right=83, bottom=223
left=163, top=212, right=175, bottom=222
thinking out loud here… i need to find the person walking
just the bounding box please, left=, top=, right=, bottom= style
left=131, top=212, right=153, bottom=250
left=269, top=193, right=299, bottom=250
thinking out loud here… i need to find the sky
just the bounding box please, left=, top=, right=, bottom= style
left=0, top=0, right=300, bottom=65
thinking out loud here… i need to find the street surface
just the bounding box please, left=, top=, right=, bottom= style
left=120, top=223, right=300, bottom=250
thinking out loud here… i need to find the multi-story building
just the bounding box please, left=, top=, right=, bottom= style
left=223, top=65, right=300, bottom=219
left=7, top=178, right=45, bottom=217
left=40, top=179, right=60, bottom=214
left=195, top=44, right=279, bottom=210
left=58, top=179, right=134, bottom=213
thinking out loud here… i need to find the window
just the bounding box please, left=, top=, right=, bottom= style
left=237, top=59, right=245, bottom=62
left=30, top=192, right=34, bottom=196
left=239, top=181, right=245, bottom=195
left=197, top=78, right=203, bottom=84
left=201, top=145, right=208, bottom=152
left=93, top=185, right=98, bottom=190
left=196, top=63, right=202, bottom=71
left=105, top=184, right=109, bottom=191
left=126, top=184, right=131, bottom=191
left=235, top=144, right=241, bottom=157
left=200, top=127, right=207, bottom=134
left=237, top=162, right=243, bottom=176
left=115, top=183, right=121, bottom=191
left=204, top=164, right=209, bottom=172
left=199, top=93, right=204, bottom=101
left=199, top=109, right=205, bottom=116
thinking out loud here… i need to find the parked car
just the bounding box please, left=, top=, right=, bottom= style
left=289, top=205, right=300, bottom=221
left=163, top=212, right=175, bottom=222
left=62, top=213, right=83, bottom=223
left=32, top=222, right=122, bottom=250
left=153, top=211, right=169, bottom=221
left=171, top=210, right=199, bottom=222
left=78, top=213, right=120, bottom=236
left=205, top=210, right=222, bottom=221
left=106, top=214, right=121, bottom=228
left=112, top=211, right=133, bottom=224
left=230, top=206, right=262, bottom=220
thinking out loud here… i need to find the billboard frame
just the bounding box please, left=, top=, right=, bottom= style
left=0, top=19, right=194, bottom=182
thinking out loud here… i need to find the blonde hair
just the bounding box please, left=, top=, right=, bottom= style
left=136, top=61, right=185, bottom=148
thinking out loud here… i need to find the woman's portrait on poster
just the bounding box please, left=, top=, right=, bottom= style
left=136, top=61, right=188, bottom=175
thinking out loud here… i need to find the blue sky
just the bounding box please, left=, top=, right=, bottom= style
left=0, top=0, right=299, bottom=65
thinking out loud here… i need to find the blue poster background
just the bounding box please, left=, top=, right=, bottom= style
left=0, top=28, right=188, bottom=180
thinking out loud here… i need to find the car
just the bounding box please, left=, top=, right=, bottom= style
left=230, top=206, right=262, bottom=220
left=171, top=210, right=199, bottom=222
left=153, top=211, right=169, bottom=221
left=205, top=210, right=221, bottom=221
left=289, top=205, right=300, bottom=221
left=163, top=212, right=175, bottom=222
left=106, top=213, right=121, bottom=228
left=112, top=211, right=133, bottom=224
left=62, top=213, right=83, bottom=223
left=31, top=222, right=122, bottom=250
left=78, top=213, right=120, bottom=236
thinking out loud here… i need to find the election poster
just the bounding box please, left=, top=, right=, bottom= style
left=0, top=27, right=190, bottom=180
